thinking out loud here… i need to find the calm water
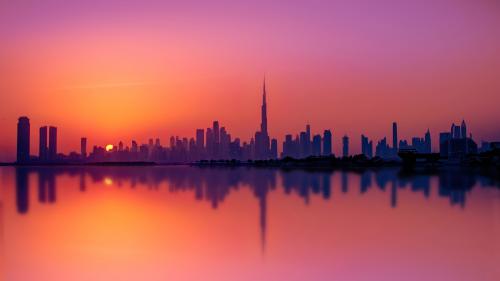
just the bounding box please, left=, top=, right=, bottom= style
left=0, top=166, right=499, bottom=281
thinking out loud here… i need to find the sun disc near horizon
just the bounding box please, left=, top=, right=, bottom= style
left=105, top=144, right=114, bottom=152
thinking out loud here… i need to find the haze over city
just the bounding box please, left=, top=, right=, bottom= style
left=1, top=0, right=500, bottom=161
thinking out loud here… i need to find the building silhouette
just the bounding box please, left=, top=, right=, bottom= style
left=342, top=135, right=349, bottom=157
left=312, top=134, right=322, bottom=156
left=398, top=129, right=432, bottom=154
left=271, top=139, right=278, bottom=159
left=196, top=129, right=204, bottom=160
left=439, top=132, right=451, bottom=157
left=440, top=120, right=477, bottom=159
left=48, top=126, right=57, bottom=161
left=460, top=120, right=467, bottom=139
left=323, top=130, right=332, bottom=156
left=254, top=79, right=271, bottom=160
left=361, top=134, right=373, bottom=158
left=392, top=122, right=398, bottom=154
left=16, top=117, right=30, bottom=163
left=375, top=137, right=391, bottom=158
left=81, top=138, right=87, bottom=159
left=212, top=121, right=220, bottom=158
left=39, top=126, right=48, bottom=161
left=424, top=129, right=431, bottom=153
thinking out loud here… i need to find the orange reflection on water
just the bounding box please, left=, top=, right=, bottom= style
left=0, top=166, right=499, bottom=281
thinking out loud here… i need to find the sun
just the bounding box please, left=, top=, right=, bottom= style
left=105, top=144, right=114, bottom=152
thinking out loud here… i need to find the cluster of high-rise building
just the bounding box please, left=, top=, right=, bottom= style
left=360, top=122, right=432, bottom=159
left=281, top=125, right=333, bottom=158
left=85, top=80, right=278, bottom=163
left=15, top=80, right=278, bottom=163
left=439, top=120, right=478, bottom=159
left=14, top=80, right=495, bottom=164
left=16, top=117, right=59, bottom=163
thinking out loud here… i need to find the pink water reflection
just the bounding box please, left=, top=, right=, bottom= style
left=0, top=166, right=499, bottom=281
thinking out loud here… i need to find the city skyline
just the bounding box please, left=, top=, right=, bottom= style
left=2, top=78, right=498, bottom=161
left=1, top=1, right=500, bottom=161
left=1, top=2, right=500, bottom=281
left=10, top=79, right=492, bottom=164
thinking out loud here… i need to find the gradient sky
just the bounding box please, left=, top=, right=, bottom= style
left=1, top=0, right=499, bottom=160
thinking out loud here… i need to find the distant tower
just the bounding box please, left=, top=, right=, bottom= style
left=196, top=129, right=204, bottom=150
left=312, top=135, right=322, bottom=156
left=255, top=78, right=270, bottom=160
left=304, top=124, right=311, bottom=156
left=81, top=137, right=87, bottom=159
left=48, top=126, right=57, bottom=161
left=451, top=123, right=460, bottom=139
left=39, top=126, right=48, bottom=161
left=131, top=140, right=138, bottom=153
left=17, top=117, right=30, bottom=163
left=342, top=135, right=349, bottom=157
left=461, top=120, right=467, bottom=139
left=213, top=121, right=220, bottom=144
left=424, top=129, right=431, bottom=153
left=206, top=128, right=213, bottom=158
left=270, top=139, right=278, bottom=159
left=323, top=130, right=332, bottom=156
left=261, top=78, right=268, bottom=135
left=212, top=121, right=220, bottom=158
left=361, top=134, right=373, bottom=158
left=392, top=122, right=398, bottom=153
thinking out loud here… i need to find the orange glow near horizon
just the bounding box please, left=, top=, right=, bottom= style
left=105, top=145, right=114, bottom=152
left=0, top=1, right=499, bottom=161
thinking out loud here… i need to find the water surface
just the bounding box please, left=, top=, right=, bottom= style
left=1, top=166, right=499, bottom=281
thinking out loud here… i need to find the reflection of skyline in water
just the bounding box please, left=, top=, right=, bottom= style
left=12, top=166, right=500, bottom=252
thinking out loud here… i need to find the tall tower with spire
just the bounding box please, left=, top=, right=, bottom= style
left=254, top=78, right=271, bottom=160
left=260, top=78, right=268, bottom=135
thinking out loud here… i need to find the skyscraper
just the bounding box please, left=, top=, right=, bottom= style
left=342, top=135, right=349, bottom=157
left=323, top=130, right=332, bottom=156
left=305, top=124, right=311, bottom=156
left=17, top=117, right=30, bottom=163
left=39, top=126, right=48, bottom=161
left=270, top=139, right=278, bottom=159
left=213, top=121, right=220, bottom=144
left=48, top=126, right=57, bottom=161
left=451, top=123, right=461, bottom=139
left=81, top=137, right=87, bottom=159
left=220, top=127, right=229, bottom=158
left=131, top=140, right=138, bottom=153
left=206, top=128, right=213, bottom=159
left=261, top=78, right=268, bottom=135
left=212, top=121, right=220, bottom=158
left=299, top=131, right=308, bottom=158
left=255, top=79, right=271, bottom=159
left=196, top=129, right=204, bottom=150
left=312, top=134, right=322, bottom=156
left=461, top=120, right=467, bottom=139
left=376, top=137, right=391, bottom=158
left=361, top=134, right=373, bottom=158
left=424, top=129, right=431, bottom=153
left=392, top=122, right=398, bottom=153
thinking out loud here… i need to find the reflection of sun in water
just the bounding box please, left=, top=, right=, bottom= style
left=105, top=144, right=114, bottom=152
left=104, top=177, right=113, bottom=186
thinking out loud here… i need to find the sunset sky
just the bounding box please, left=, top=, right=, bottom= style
left=1, top=0, right=499, bottom=161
